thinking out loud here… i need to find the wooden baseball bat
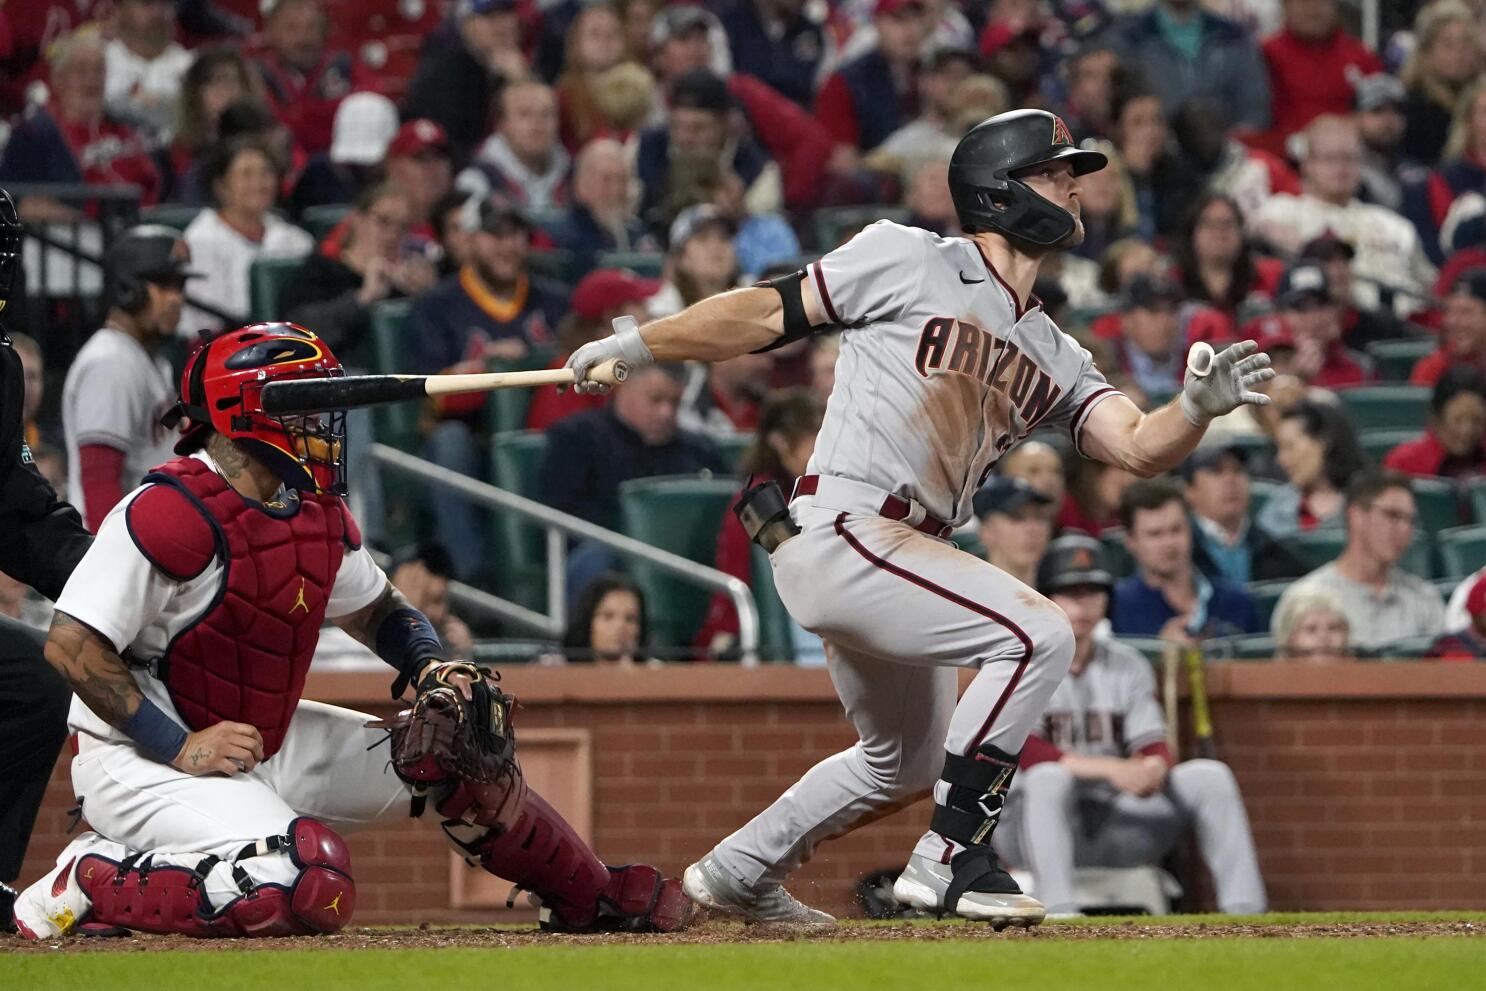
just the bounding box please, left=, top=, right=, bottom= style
left=1183, top=643, right=1217, bottom=759
left=258, top=359, right=628, bottom=415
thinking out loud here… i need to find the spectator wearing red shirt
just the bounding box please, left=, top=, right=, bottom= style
left=1386, top=367, right=1486, bottom=480
left=526, top=268, right=659, bottom=431
left=0, top=32, right=163, bottom=218
left=1260, top=261, right=1373, bottom=389
left=1427, top=573, right=1486, bottom=660
left=694, top=388, right=823, bottom=658
left=1261, top=0, right=1380, bottom=149
left=1413, top=269, right=1486, bottom=386
left=384, top=120, right=454, bottom=239
left=814, top=0, right=930, bottom=171
left=0, top=0, right=87, bottom=115
left=253, top=0, right=358, bottom=155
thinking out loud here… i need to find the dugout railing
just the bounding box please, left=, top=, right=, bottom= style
left=364, top=443, right=763, bottom=665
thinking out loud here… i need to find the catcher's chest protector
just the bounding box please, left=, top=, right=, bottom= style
left=126, top=457, right=358, bottom=757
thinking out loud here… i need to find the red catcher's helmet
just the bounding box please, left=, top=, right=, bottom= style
left=164, top=323, right=348, bottom=495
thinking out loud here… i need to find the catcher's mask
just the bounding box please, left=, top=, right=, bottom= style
left=163, top=323, right=348, bottom=495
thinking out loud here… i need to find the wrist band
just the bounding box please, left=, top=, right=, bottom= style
left=125, top=698, right=189, bottom=764
left=377, top=606, right=447, bottom=698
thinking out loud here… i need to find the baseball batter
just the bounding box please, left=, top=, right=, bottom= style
left=566, top=110, right=1273, bottom=926
left=15, top=324, right=686, bottom=939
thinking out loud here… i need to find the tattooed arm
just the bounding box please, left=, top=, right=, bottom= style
left=333, top=579, right=457, bottom=698
left=44, top=611, right=263, bottom=776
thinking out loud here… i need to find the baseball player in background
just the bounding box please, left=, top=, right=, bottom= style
left=996, top=536, right=1267, bottom=917
left=567, top=109, right=1273, bottom=926
left=62, top=225, right=193, bottom=532
left=15, top=324, right=686, bottom=939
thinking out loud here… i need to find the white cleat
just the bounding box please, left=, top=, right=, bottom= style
left=12, top=834, right=105, bottom=940
left=682, top=853, right=836, bottom=926
left=893, top=852, right=1046, bottom=929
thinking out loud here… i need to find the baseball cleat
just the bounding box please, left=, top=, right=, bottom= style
left=893, top=852, right=1045, bottom=927
left=11, top=834, right=107, bottom=940
left=682, top=853, right=836, bottom=925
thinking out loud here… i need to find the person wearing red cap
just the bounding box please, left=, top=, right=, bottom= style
left=814, top=0, right=931, bottom=170
left=526, top=269, right=658, bottom=431
left=385, top=119, right=454, bottom=237
left=252, top=0, right=361, bottom=155
left=1427, top=573, right=1486, bottom=659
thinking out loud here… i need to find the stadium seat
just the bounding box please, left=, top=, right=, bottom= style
left=526, top=249, right=575, bottom=285
left=300, top=204, right=350, bottom=242
left=486, top=347, right=558, bottom=435
left=524, top=206, right=569, bottom=235
left=1364, top=338, right=1435, bottom=382
left=1367, top=634, right=1438, bottom=660
left=140, top=203, right=201, bottom=231
left=1206, top=633, right=1277, bottom=660
left=1100, top=528, right=1134, bottom=579
left=1111, top=636, right=1168, bottom=666
left=489, top=431, right=551, bottom=611
left=1335, top=385, right=1430, bottom=432
left=618, top=476, right=740, bottom=649
left=1437, top=525, right=1486, bottom=582
left=594, top=250, right=665, bottom=278
left=951, top=527, right=987, bottom=559
left=1288, top=529, right=1430, bottom=578
left=1410, top=476, right=1466, bottom=533
left=1246, top=579, right=1291, bottom=628
left=248, top=255, right=309, bottom=323
left=750, top=544, right=794, bottom=663
left=813, top=205, right=912, bottom=250
left=367, top=300, right=420, bottom=443
left=1359, top=428, right=1420, bottom=464
left=713, top=432, right=752, bottom=474
left=1248, top=478, right=1279, bottom=518
left=1470, top=478, right=1486, bottom=525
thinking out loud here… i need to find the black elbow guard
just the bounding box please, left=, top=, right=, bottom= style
left=752, top=269, right=820, bottom=353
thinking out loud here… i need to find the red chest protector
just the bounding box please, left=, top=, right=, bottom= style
left=125, top=457, right=362, bottom=758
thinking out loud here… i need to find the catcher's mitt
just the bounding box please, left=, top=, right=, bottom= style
left=387, top=662, right=517, bottom=788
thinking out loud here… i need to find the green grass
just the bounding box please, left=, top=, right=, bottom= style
left=5, top=937, right=1486, bottom=991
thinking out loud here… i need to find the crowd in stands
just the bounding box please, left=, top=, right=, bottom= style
left=5, top=0, right=1486, bottom=667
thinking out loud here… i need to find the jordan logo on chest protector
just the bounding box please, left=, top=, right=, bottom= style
left=913, top=316, right=1063, bottom=428
left=291, top=577, right=309, bottom=614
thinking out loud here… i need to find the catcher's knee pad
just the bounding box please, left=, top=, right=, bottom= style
left=277, top=817, right=356, bottom=934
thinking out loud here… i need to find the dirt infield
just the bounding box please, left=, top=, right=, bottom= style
left=5, top=918, right=1480, bottom=954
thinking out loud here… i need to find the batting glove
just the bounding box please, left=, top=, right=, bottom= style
left=1179, top=340, right=1275, bottom=426
left=564, top=316, right=654, bottom=394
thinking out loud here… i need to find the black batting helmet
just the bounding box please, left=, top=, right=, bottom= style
left=1036, top=534, right=1114, bottom=595
left=949, top=109, right=1106, bottom=248
left=106, top=224, right=201, bottom=313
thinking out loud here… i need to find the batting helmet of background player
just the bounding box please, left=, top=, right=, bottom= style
left=1036, top=534, right=1115, bottom=596
left=105, top=224, right=201, bottom=313
left=948, top=109, right=1107, bottom=250
left=163, top=323, right=349, bottom=495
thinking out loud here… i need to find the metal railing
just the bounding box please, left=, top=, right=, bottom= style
left=365, top=443, right=762, bottom=665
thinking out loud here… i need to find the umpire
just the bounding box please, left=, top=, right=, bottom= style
left=0, top=189, right=92, bottom=928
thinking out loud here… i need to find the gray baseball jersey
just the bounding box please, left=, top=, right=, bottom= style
left=806, top=221, right=1121, bottom=526
left=1033, top=638, right=1168, bottom=759
left=63, top=327, right=178, bottom=512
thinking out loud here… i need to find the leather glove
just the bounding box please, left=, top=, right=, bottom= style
left=564, top=315, right=654, bottom=394
left=1179, top=340, right=1275, bottom=426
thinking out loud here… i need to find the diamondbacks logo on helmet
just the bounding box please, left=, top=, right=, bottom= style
left=1051, top=115, right=1072, bottom=148
left=1071, top=547, right=1094, bottom=570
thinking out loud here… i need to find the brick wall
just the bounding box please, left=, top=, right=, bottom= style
left=17, top=665, right=1486, bottom=922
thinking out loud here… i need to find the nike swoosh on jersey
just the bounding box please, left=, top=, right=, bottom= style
left=959, top=272, right=985, bottom=284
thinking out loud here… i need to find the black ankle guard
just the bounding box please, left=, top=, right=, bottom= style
left=929, top=744, right=1020, bottom=848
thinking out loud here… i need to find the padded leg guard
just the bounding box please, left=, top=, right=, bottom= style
left=931, top=744, right=1026, bottom=910
left=78, top=818, right=355, bottom=939
left=465, top=789, right=610, bottom=929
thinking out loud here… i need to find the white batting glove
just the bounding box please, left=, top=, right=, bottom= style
left=1179, top=340, right=1275, bottom=426
left=564, top=316, right=654, bottom=394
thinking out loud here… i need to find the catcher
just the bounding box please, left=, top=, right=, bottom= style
left=14, top=323, right=688, bottom=939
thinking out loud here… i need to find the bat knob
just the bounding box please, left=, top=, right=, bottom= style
left=613, top=360, right=629, bottom=383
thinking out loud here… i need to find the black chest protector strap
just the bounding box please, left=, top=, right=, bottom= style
left=752, top=270, right=822, bottom=353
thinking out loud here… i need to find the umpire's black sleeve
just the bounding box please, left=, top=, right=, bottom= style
left=0, top=336, right=92, bottom=601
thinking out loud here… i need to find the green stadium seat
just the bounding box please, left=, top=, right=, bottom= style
left=813, top=205, right=912, bottom=250
left=485, top=347, right=558, bottom=435
left=618, top=476, right=740, bottom=649
left=750, top=544, right=794, bottom=662
left=1399, top=533, right=1433, bottom=579
left=1206, top=634, right=1277, bottom=661
left=1111, top=636, right=1168, bottom=666
left=1289, top=529, right=1430, bottom=578
left=1358, top=428, right=1420, bottom=463
left=951, top=528, right=987, bottom=559
left=1367, top=634, right=1438, bottom=660
left=367, top=300, right=419, bottom=444
left=489, top=431, right=551, bottom=611
left=248, top=255, right=309, bottom=322
left=594, top=250, right=665, bottom=278
left=526, top=249, right=575, bottom=285
left=1246, top=579, right=1291, bottom=628
left=140, top=203, right=201, bottom=231
left=524, top=205, right=568, bottom=234
left=299, top=204, right=349, bottom=242
left=1471, top=478, right=1486, bottom=525
left=1248, top=478, right=1280, bottom=518
left=1411, top=476, right=1465, bottom=533
left=1437, top=525, right=1486, bottom=582
left=712, top=432, right=752, bottom=474
left=1364, top=338, right=1435, bottom=381
left=1335, top=385, right=1430, bottom=432
left=1100, top=528, right=1134, bottom=579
